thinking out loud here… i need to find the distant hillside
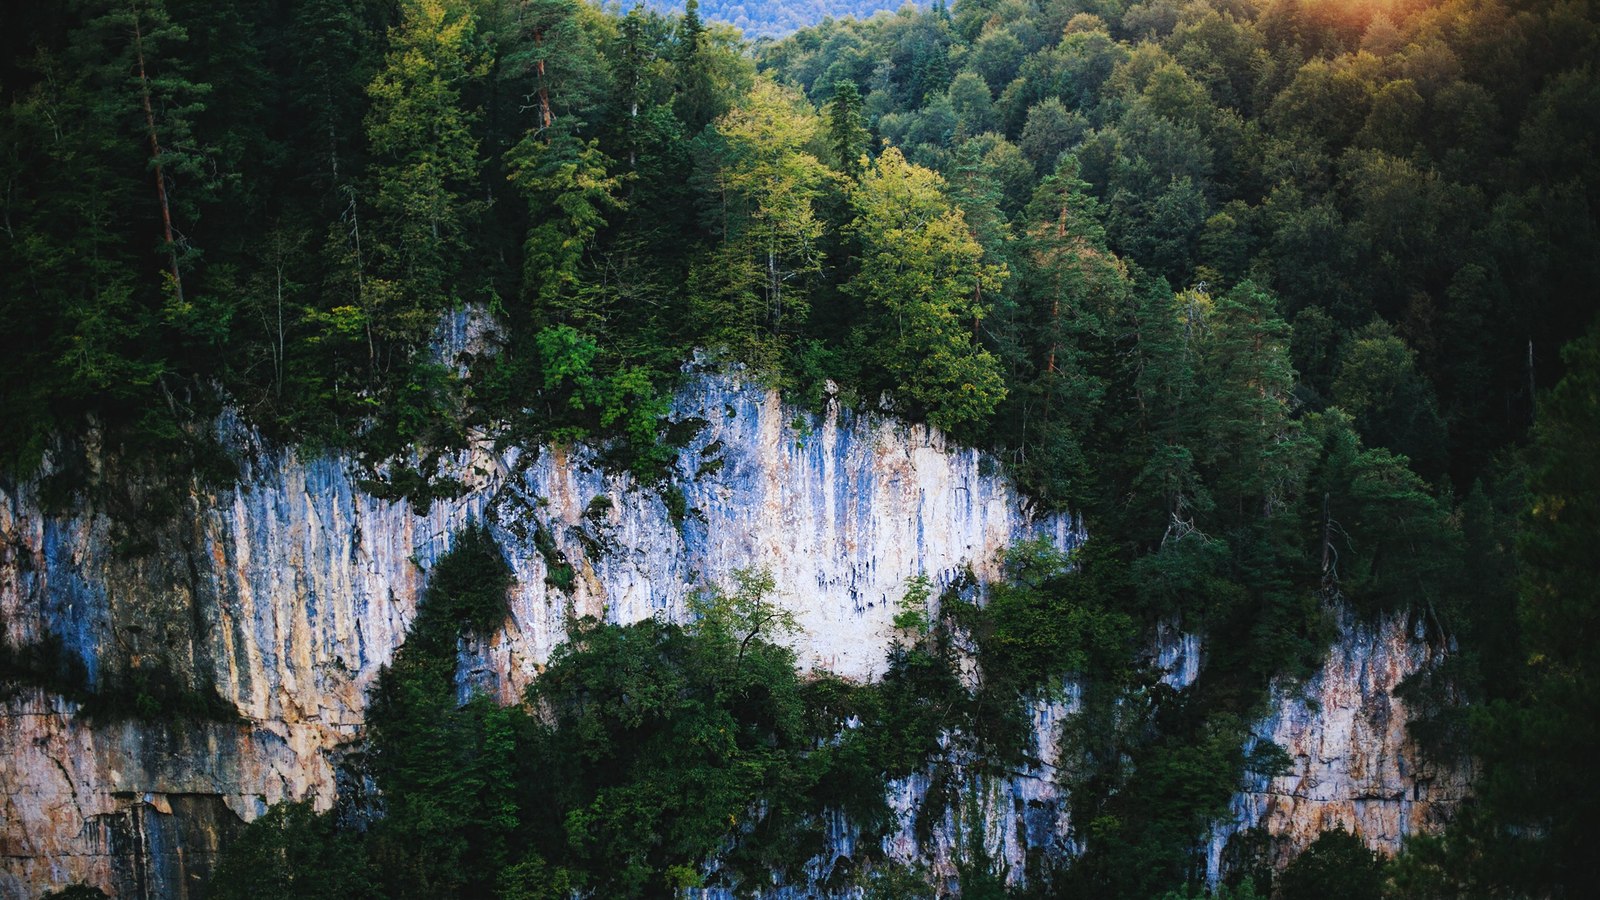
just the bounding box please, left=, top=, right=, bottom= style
left=643, top=0, right=918, bottom=38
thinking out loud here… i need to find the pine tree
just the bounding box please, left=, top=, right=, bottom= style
left=74, top=0, right=211, bottom=313
left=1499, top=324, right=1600, bottom=889
left=1020, top=157, right=1121, bottom=421
left=824, top=80, right=868, bottom=178
left=616, top=6, right=650, bottom=165
left=992, top=155, right=1129, bottom=508
left=507, top=133, right=626, bottom=326
left=1195, top=281, right=1312, bottom=525
left=286, top=0, right=390, bottom=194
left=673, top=0, right=719, bottom=132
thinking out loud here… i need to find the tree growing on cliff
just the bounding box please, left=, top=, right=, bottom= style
left=360, top=0, right=485, bottom=355
left=688, top=79, right=829, bottom=367
left=845, top=146, right=1007, bottom=434
left=1278, top=827, right=1384, bottom=900
left=507, top=132, right=627, bottom=325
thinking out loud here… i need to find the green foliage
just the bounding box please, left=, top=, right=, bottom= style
left=1, top=616, right=238, bottom=725
left=1157, top=879, right=1263, bottom=900
left=689, top=78, right=830, bottom=368
left=215, top=551, right=1001, bottom=897
left=518, top=566, right=995, bottom=893
left=687, top=567, right=796, bottom=647
left=648, top=0, right=908, bottom=38
left=0, top=623, right=90, bottom=702
left=40, top=887, right=112, bottom=900
left=862, top=864, right=936, bottom=900
left=1278, top=827, right=1385, bottom=900
left=892, top=574, right=934, bottom=635
left=1306, top=409, right=1463, bottom=618
left=412, top=524, right=515, bottom=640
left=825, top=79, right=870, bottom=178
left=531, top=612, right=812, bottom=892
left=363, top=0, right=486, bottom=343
left=531, top=521, right=576, bottom=592
left=210, top=802, right=376, bottom=900
left=4, top=0, right=1593, bottom=516
left=846, top=147, right=1008, bottom=433
left=358, top=526, right=519, bottom=898
left=207, top=525, right=515, bottom=898
left=1398, top=323, right=1600, bottom=894
left=507, top=132, right=628, bottom=322
left=1065, top=713, right=1264, bottom=896
left=1332, top=323, right=1449, bottom=481
left=479, top=323, right=676, bottom=476
left=76, top=660, right=241, bottom=725
left=494, top=853, right=574, bottom=900
left=974, top=540, right=1136, bottom=693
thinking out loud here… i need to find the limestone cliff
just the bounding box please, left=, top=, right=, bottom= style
left=0, top=374, right=1463, bottom=898
left=1204, top=608, right=1472, bottom=884
left=1, top=374, right=1073, bottom=897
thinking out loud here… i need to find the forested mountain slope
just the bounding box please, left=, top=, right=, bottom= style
left=645, top=0, right=920, bottom=38
left=1, top=0, right=1597, bottom=896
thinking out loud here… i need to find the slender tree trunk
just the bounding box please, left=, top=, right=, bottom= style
left=325, top=84, right=340, bottom=185
left=1528, top=338, right=1536, bottom=425
left=1045, top=202, right=1068, bottom=376
left=273, top=260, right=286, bottom=399
left=768, top=246, right=780, bottom=334
left=535, top=30, right=552, bottom=132
left=1321, top=491, right=1334, bottom=582
left=629, top=96, right=638, bottom=166
left=343, top=190, right=374, bottom=369
left=133, top=12, right=183, bottom=305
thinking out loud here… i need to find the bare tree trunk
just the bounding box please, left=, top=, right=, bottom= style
left=325, top=85, right=340, bottom=185
left=273, top=260, right=286, bottom=399
left=1321, top=491, right=1334, bottom=580
left=133, top=11, right=183, bottom=305
left=535, top=31, right=553, bottom=132
left=1528, top=338, right=1537, bottom=425
left=342, top=189, right=374, bottom=370
left=768, top=246, right=779, bottom=334
left=1045, top=201, right=1068, bottom=376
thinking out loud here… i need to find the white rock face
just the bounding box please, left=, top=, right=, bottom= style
left=0, top=373, right=1076, bottom=898
left=827, top=607, right=1467, bottom=894
left=0, top=372, right=1466, bottom=898
left=1204, top=607, right=1472, bottom=884
left=877, top=685, right=1087, bottom=888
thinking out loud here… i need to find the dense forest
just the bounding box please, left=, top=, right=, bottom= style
left=2, top=0, right=1597, bottom=896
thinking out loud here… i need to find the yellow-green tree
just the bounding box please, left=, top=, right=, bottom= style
left=690, top=79, right=829, bottom=367
left=507, top=133, right=626, bottom=328
left=846, top=146, right=1007, bottom=433
left=361, top=0, right=485, bottom=352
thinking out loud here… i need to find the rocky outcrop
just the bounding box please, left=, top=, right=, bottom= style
left=1, top=373, right=1076, bottom=898
left=0, top=372, right=1465, bottom=898
left=1204, top=607, right=1472, bottom=883
left=0, top=694, right=247, bottom=898
left=841, top=607, right=1466, bottom=893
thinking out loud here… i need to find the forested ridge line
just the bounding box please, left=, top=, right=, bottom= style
left=3, top=0, right=1598, bottom=895
left=644, top=0, right=920, bottom=38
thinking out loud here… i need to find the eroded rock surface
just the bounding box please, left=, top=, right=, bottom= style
left=1205, top=608, right=1472, bottom=883
left=1, top=374, right=1074, bottom=897
left=0, top=374, right=1463, bottom=897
